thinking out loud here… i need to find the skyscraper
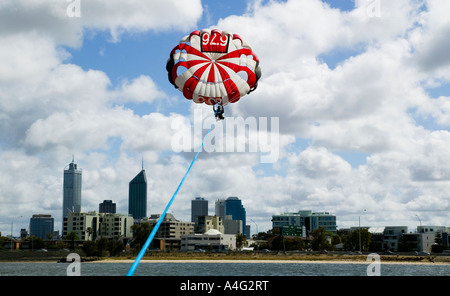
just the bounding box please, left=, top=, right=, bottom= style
left=30, top=214, right=54, bottom=240
left=191, top=197, right=208, bottom=223
left=128, top=168, right=147, bottom=219
left=99, top=200, right=116, bottom=213
left=215, top=199, right=225, bottom=218
left=225, top=196, right=246, bottom=236
left=62, top=157, right=82, bottom=224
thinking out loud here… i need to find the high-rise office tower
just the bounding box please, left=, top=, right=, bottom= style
left=191, top=197, right=208, bottom=223
left=62, top=157, right=82, bottom=224
left=128, top=167, right=147, bottom=219
left=225, top=197, right=246, bottom=236
left=215, top=199, right=225, bottom=218
left=30, top=214, right=54, bottom=240
left=99, top=200, right=116, bottom=213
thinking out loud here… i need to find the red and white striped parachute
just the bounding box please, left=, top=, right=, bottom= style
left=166, top=29, right=261, bottom=106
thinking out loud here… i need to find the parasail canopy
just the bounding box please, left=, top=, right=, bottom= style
left=166, top=29, right=261, bottom=106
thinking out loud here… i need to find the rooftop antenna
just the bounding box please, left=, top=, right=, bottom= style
left=142, top=156, right=144, bottom=170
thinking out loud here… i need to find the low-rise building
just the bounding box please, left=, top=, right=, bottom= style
left=368, top=226, right=450, bottom=252
left=223, top=215, right=243, bottom=235
left=195, top=215, right=224, bottom=234
left=382, top=226, right=408, bottom=251
left=272, top=210, right=337, bottom=235
left=63, top=211, right=133, bottom=240
left=138, top=213, right=194, bottom=251
left=181, top=229, right=236, bottom=251
left=417, top=226, right=450, bottom=252
left=140, top=213, right=194, bottom=239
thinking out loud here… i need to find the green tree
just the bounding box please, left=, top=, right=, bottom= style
left=82, top=240, right=98, bottom=256
left=131, top=223, right=152, bottom=251
left=86, top=227, right=94, bottom=241
left=235, top=233, right=246, bottom=251
left=331, top=234, right=341, bottom=248
left=0, top=236, right=9, bottom=249
left=26, top=236, right=46, bottom=250
left=270, top=235, right=285, bottom=251
left=64, top=231, right=80, bottom=251
left=342, top=228, right=371, bottom=251
left=107, top=239, right=124, bottom=256
left=96, top=237, right=110, bottom=256
left=81, top=238, right=124, bottom=257
left=310, top=228, right=332, bottom=251
left=271, top=236, right=305, bottom=251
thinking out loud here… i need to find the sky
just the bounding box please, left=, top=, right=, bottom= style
left=1, top=0, right=450, bottom=237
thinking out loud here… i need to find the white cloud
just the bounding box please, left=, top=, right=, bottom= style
left=116, top=75, right=167, bottom=104
left=79, top=0, right=203, bottom=41
left=0, top=0, right=203, bottom=46
left=410, top=0, right=450, bottom=74
left=288, top=146, right=352, bottom=179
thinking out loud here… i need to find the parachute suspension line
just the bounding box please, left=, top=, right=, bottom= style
left=126, top=121, right=214, bottom=276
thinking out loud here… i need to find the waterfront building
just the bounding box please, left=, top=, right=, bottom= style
left=191, top=197, right=208, bottom=223
left=98, top=213, right=134, bottom=238
left=128, top=168, right=147, bottom=219
left=310, top=212, right=337, bottom=234
left=417, top=225, right=449, bottom=234
left=63, top=211, right=96, bottom=240
left=62, top=158, right=82, bottom=223
left=140, top=213, right=194, bottom=239
left=223, top=215, right=243, bottom=235
left=63, top=211, right=133, bottom=240
left=417, top=226, right=450, bottom=252
left=195, top=215, right=224, bottom=234
left=367, top=226, right=450, bottom=253
left=181, top=229, right=236, bottom=251
left=139, top=213, right=194, bottom=250
left=99, top=200, right=116, bottom=213
left=272, top=210, right=337, bottom=235
left=383, top=226, right=407, bottom=251
left=29, top=214, right=54, bottom=240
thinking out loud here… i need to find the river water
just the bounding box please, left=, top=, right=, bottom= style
left=0, top=261, right=449, bottom=276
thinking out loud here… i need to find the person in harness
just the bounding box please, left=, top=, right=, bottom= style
left=213, top=101, right=225, bottom=121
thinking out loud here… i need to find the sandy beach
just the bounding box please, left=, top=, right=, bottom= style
left=2, top=250, right=449, bottom=265
left=96, top=253, right=450, bottom=265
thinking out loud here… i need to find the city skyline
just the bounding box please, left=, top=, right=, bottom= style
left=1, top=154, right=447, bottom=238
left=1, top=1, right=450, bottom=236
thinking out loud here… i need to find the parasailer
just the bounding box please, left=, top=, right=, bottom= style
left=166, top=29, right=261, bottom=118
left=213, top=101, right=225, bottom=120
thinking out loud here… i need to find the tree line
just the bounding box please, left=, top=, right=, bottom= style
left=252, top=227, right=449, bottom=253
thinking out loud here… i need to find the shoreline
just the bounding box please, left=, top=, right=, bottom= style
left=2, top=251, right=449, bottom=265
left=94, top=258, right=450, bottom=265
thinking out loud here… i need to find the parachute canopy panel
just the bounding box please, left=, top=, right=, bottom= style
left=166, top=29, right=261, bottom=106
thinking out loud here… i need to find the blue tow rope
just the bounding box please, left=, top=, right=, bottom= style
left=126, top=121, right=213, bottom=276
